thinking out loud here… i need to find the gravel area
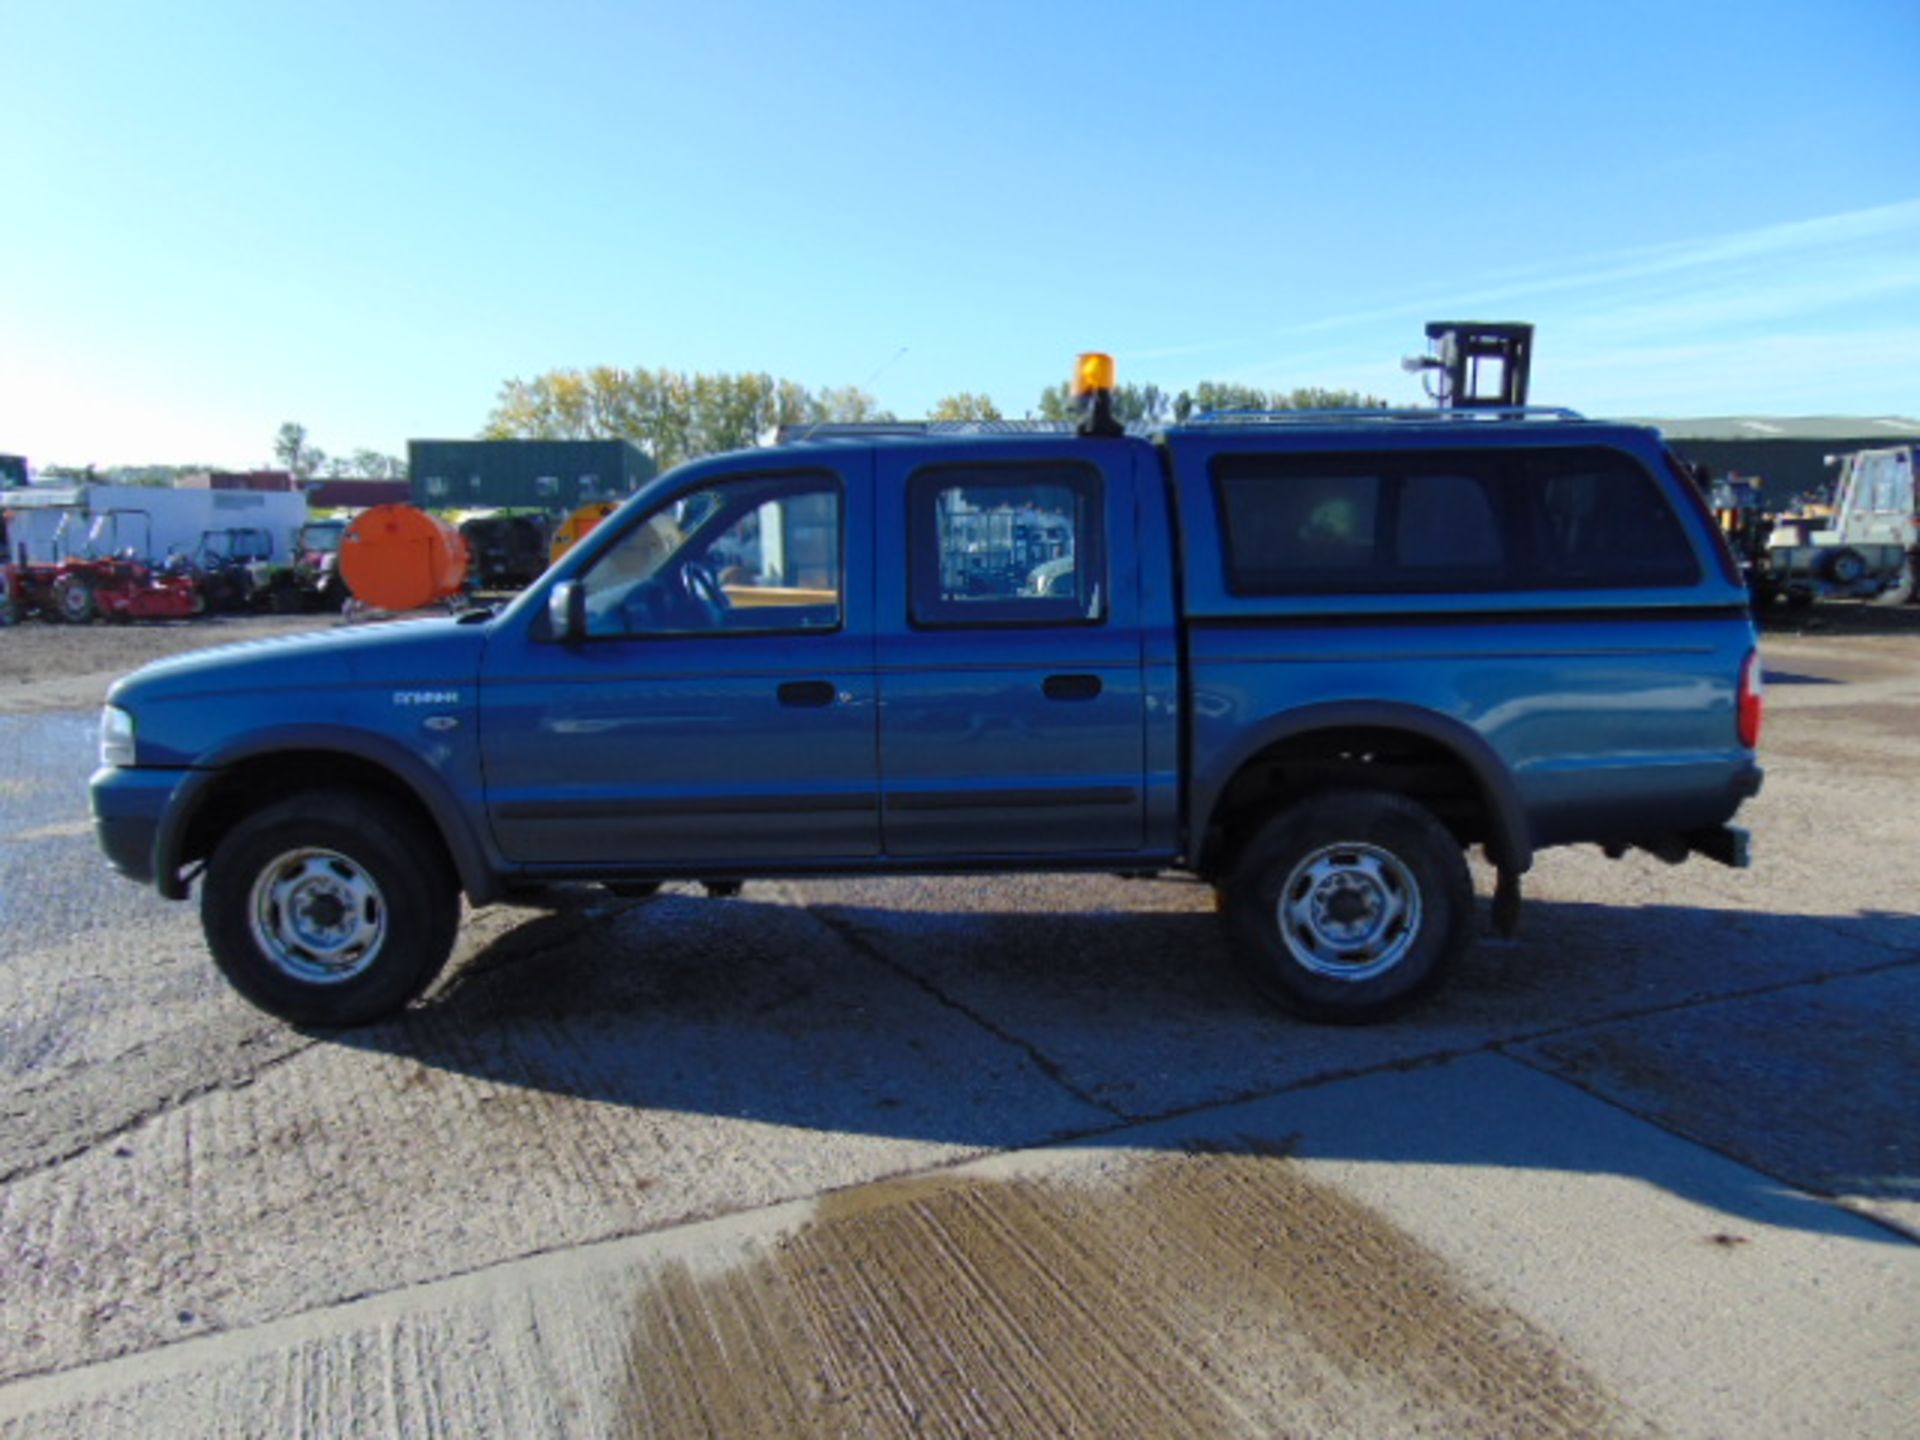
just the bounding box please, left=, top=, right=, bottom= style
left=0, top=614, right=337, bottom=714
left=1756, top=594, right=1920, bottom=637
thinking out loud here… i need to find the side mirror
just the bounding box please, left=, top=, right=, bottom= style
left=547, top=580, right=586, bottom=642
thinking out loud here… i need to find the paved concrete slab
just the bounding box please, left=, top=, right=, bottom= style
left=1514, top=964, right=1920, bottom=1239
left=796, top=863, right=1911, bottom=1122
left=2, top=1054, right=1911, bottom=1438
left=1, top=886, right=1110, bottom=1385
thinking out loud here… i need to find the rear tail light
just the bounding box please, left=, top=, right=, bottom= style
left=1738, top=650, right=1764, bottom=749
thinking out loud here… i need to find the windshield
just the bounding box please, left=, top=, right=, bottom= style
left=204, top=529, right=273, bottom=560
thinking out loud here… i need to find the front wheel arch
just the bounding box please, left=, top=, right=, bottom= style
left=159, top=739, right=499, bottom=905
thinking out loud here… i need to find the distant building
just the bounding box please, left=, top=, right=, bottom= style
left=3, top=483, right=307, bottom=564
left=1633, top=416, right=1920, bottom=508
left=407, top=439, right=656, bottom=513
left=304, top=478, right=411, bottom=510
left=177, top=469, right=298, bottom=492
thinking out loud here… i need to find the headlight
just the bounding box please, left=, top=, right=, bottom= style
left=100, top=705, right=137, bottom=768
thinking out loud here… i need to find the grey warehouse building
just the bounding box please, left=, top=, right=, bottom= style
left=408, top=439, right=658, bottom=512
left=1634, top=415, right=1920, bottom=508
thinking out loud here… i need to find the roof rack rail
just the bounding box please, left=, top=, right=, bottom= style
left=1185, top=405, right=1586, bottom=426
left=775, top=418, right=1150, bottom=445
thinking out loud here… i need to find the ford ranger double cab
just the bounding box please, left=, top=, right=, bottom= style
left=90, top=367, right=1763, bottom=1026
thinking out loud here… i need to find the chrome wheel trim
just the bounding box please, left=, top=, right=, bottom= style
left=1276, top=842, right=1422, bottom=982
left=247, top=847, right=387, bottom=985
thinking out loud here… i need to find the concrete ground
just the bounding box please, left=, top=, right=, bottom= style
left=0, top=611, right=1914, bottom=1436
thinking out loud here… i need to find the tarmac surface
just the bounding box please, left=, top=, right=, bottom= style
left=0, top=609, right=1915, bottom=1436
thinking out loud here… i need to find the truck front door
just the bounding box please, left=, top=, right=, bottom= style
left=480, top=457, right=877, bottom=868
left=874, top=445, right=1147, bottom=857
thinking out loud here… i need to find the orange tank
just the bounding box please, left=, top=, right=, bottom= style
left=338, top=505, right=469, bottom=611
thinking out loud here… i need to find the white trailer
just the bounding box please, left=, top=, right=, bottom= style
left=1764, top=446, right=1919, bottom=604
left=2, top=484, right=309, bottom=567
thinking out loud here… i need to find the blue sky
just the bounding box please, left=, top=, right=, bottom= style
left=3, top=0, right=1916, bottom=469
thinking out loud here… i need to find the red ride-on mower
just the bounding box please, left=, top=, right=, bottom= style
left=32, top=510, right=202, bottom=623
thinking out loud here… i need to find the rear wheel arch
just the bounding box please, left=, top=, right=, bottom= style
left=1194, top=704, right=1529, bottom=880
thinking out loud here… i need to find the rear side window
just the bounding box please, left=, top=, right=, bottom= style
left=1521, top=449, right=1700, bottom=588
left=908, top=462, right=1106, bottom=627
left=1214, top=445, right=1699, bottom=594
left=1215, top=452, right=1508, bottom=593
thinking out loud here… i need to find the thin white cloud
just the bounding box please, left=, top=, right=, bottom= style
left=1169, top=198, right=1920, bottom=412
left=1272, top=197, right=1920, bottom=344
left=1541, top=326, right=1920, bottom=414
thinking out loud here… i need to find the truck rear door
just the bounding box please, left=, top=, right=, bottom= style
left=873, top=442, right=1148, bottom=857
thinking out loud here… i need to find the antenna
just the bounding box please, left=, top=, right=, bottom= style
left=790, top=346, right=909, bottom=446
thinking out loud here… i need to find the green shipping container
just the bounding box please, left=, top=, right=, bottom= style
left=407, top=439, right=657, bottom=514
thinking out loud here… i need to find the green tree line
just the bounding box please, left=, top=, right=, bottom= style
left=1033, top=381, right=1390, bottom=424
left=482, top=367, right=889, bottom=472
left=274, top=423, right=407, bottom=481
left=483, top=367, right=1392, bottom=461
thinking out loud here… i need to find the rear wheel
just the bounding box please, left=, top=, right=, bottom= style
left=1220, top=789, right=1472, bottom=1023
left=1824, top=547, right=1866, bottom=586
left=201, top=791, right=459, bottom=1026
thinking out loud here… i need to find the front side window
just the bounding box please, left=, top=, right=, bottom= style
left=580, top=471, right=841, bottom=637
left=908, top=462, right=1105, bottom=627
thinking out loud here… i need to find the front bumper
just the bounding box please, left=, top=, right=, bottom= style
left=89, top=764, right=192, bottom=891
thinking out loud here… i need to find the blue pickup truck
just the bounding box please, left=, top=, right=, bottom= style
left=90, top=388, right=1763, bottom=1026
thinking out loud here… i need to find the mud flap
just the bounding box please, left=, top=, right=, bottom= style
left=1492, top=868, right=1522, bottom=937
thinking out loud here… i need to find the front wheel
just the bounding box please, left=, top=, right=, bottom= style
left=200, top=792, right=459, bottom=1026
left=1220, top=789, right=1472, bottom=1023
left=53, top=574, right=95, bottom=624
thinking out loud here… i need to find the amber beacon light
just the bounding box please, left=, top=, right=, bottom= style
left=1073, top=352, right=1123, bottom=438
left=1074, top=351, right=1116, bottom=395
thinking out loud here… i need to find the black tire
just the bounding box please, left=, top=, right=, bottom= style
left=1823, top=547, right=1866, bottom=586
left=1220, top=789, right=1472, bottom=1024
left=53, top=574, right=95, bottom=624
left=200, top=791, right=459, bottom=1026
left=602, top=880, right=663, bottom=900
